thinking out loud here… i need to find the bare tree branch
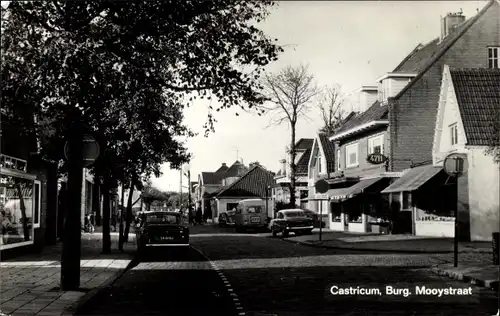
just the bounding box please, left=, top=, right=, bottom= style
left=260, top=64, right=319, bottom=207
left=317, top=83, right=346, bottom=135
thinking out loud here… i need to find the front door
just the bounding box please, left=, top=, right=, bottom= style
left=343, top=205, right=349, bottom=231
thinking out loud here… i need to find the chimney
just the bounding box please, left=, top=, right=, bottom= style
left=279, top=159, right=286, bottom=176
left=358, top=85, right=378, bottom=112
left=440, top=12, right=465, bottom=40
left=249, top=161, right=260, bottom=169
left=221, top=163, right=227, bottom=167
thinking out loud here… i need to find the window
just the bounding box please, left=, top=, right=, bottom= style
left=146, top=213, right=180, bottom=224
left=450, top=123, right=458, bottom=145
left=488, top=47, right=499, bottom=69
left=247, top=206, right=262, bottom=214
left=368, top=135, right=384, bottom=154
left=314, top=149, right=322, bottom=174
left=227, top=203, right=238, bottom=212
left=345, top=143, right=359, bottom=168
left=402, top=192, right=411, bottom=210
left=33, top=180, right=41, bottom=228
left=336, top=149, right=341, bottom=170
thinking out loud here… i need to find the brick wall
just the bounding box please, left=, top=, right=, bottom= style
left=388, top=3, right=500, bottom=171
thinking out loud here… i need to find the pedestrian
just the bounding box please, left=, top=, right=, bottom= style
left=196, top=207, right=202, bottom=225
left=111, top=213, right=117, bottom=232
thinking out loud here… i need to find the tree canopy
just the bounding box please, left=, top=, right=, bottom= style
left=1, top=1, right=284, bottom=182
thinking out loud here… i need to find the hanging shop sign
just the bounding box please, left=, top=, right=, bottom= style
left=366, top=153, right=388, bottom=165
left=443, top=153, right=468, bottom=177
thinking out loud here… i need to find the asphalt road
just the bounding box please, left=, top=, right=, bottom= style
left=77, top=226, right=498, bottom=316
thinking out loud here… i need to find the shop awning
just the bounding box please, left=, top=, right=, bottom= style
left=380, top=164, right=442, bottom=194
left=301, top=196, right=330, bottom=201
left=328, top=177, right=385, bottom=201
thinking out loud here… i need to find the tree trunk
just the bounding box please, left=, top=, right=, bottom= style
left=140, top=196, right=143, bottom=212
left=124, top=177, right=135, bottom=242
left=61, top=126, right=84, bottom=291
left=289, top=122, right=297, bottom=207
left=15, top=182, right=30, bottom=241
left=101, top=180, right=111, bottom=254
left=118, top=183, right=125, bottom=251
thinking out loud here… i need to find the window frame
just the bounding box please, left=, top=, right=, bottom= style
left=450, top=123, right=458, bottom=146
left=345, top=142, right=359, bottom=168
left=368, top=134, right=384, bottom=155
left=488, top=47, right=499, bottom=69
left=33, top=180, right=41, bottom=228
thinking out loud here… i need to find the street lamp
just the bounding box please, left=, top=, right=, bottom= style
left=183, top=164, right=192, bottom=212
left=1, top=1, right=10, bottom=9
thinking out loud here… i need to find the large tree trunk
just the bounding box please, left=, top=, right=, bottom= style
left=101, top=180, right=111, bottom=254
left=123, top=177, right=135, bottom=242
left=15, top=182, right=30, bottom=241
left=289, top=122, right=297, bottom=207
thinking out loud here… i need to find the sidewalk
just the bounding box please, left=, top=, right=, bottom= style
left=287, top=231, right=498, bottom=291
left=0, top=232, right=136, bottom=316
left=288, top=231, right=493, bottom=253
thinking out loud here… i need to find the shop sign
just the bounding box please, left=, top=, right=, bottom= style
left=443, top=153, right=468, bottom=177
left=366, top=153, right=388, bottom=165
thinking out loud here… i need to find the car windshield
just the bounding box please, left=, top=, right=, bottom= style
left=247, top=206, right=262, bottom=213
left=285, top=211, right=305, bottom=217
left=145, top=214, right=180, bottom=224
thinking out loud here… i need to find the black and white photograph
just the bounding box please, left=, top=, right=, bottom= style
left=0, top=0, right=499, bottom=315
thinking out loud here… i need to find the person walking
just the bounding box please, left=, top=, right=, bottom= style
left=196, top=207, right=202, bottom=225
left=111, top=213, right=117, bottom=232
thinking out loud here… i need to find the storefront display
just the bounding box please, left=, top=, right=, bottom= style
left=0, top=172, right=38, bottom=249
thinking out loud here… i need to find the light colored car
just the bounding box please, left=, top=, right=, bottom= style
left=269, top=209, right=314, bottom=237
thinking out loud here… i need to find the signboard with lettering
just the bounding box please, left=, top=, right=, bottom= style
left=366, top=153, right=388, bottom=165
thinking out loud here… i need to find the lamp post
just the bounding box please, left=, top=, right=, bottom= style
left=183, top=164, right=192, bottom=213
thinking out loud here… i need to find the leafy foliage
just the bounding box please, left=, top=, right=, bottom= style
left=1, top=1, right=284, bottom=185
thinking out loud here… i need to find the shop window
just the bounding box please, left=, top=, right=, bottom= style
left=349, top=204, right=362, bottom=223
left=1, top=174, right=35, bottom=248
left=331, top=202, right=341, bottom=222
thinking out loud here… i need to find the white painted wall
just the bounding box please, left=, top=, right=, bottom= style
left=467, top=149, right=500, bottom=241
left=415, top=221, right=454, bottom=237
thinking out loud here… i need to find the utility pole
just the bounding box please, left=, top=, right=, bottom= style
left=187, top=170, right=192, bottom=209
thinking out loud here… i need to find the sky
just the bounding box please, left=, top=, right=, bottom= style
left=149, top=1, right=488, bottom=192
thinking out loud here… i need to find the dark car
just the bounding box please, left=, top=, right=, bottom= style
left=269, top=209, right=314, bottom=237
left=301, top=209, right=325, bottom=228
left=135, top=211, right=189, bottom=254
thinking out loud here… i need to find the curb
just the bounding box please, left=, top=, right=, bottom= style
left=430, top=266, right=499, bottom=291
left=282, top=238, right=492, bottom=254
left=62, top=255, right=139, bottom=315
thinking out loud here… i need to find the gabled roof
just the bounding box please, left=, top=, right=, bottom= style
left=296, top=148, right=312, bottom=175
left=295, top=138, right=314, bottom=151
left=393, top=0, right=497, bottom=100
left=450, top=68, right=500, bottom=146
left=334, top=101, right=388, bottom=135
left=215, top=164, right=229, bottom=173
left=216, top=165, right=275, bottom=198
left=224, top=160, right=247, bottom=177
left=200, top=172, right=224, bottom=185
left=318, top=133, right=336, bottom=173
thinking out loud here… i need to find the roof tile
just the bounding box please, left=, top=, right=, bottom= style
left=217, top=165, right=275, bottom=198
left=450, top=68, right=500, bottom=146
left=334, top=101, right=388, bottom=135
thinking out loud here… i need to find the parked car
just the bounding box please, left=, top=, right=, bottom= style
left=135, top=211, right=189, bottom=255
left=269, top=209, right=314, bottom=237
left=301, top=209, right=326, bottom=228
left=218, top=212, right=235, bottom=227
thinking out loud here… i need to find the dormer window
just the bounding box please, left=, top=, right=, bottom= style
left=376, top=73, right=417, bottom=104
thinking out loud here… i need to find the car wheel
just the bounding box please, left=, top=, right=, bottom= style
left=304, top=229, right=313, bottom=235
left=282, top=230, right=289, bottom=238
left=272, top=228, right=277, bottom=237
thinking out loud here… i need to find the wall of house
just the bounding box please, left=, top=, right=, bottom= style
left=308, top=143, right=329, bottom=186
left=468, top=149, right=500, bottom=241
left=389, top=3, right=500, bottom=171
left=337, top=128, right=389, bottom=178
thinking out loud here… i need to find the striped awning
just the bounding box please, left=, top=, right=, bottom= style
left=328, top=177, right=385, bottom=201
left=301, top=194, right=329, bottom=201
left=381, top=165, right=442, bottom=194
